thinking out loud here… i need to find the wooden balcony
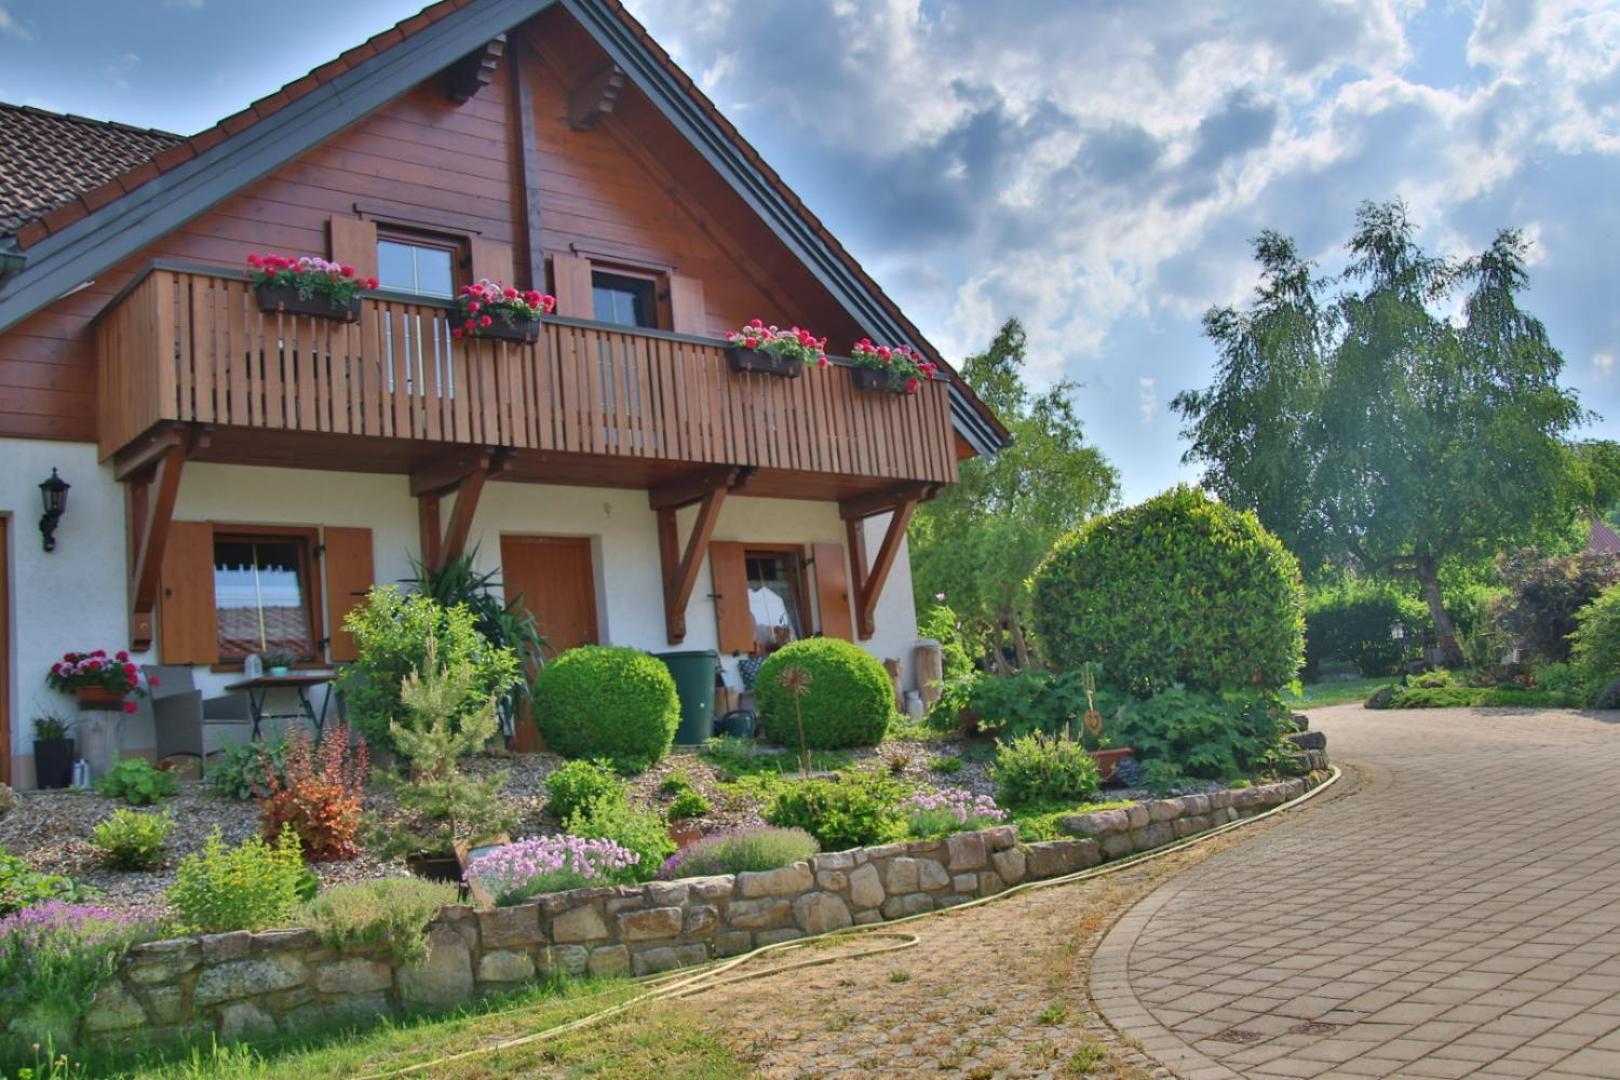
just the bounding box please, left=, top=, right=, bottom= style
left=95, top=264, right=958, bottom=498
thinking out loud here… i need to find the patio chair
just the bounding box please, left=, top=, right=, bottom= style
left=140, top=666, right=253, bottom=773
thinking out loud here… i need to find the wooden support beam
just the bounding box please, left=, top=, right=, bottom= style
left=647, top=465, right=746, bottom=511
left=409, top=450, right=500, bottom=498
left=512, top=37, right=546, bottom=293
left=412, top=450, right=506, bottom=571
left=126, top=429, right=193, bottom=650
left=839, top=482, right=937, bottom=522
left=438, top=468, right=489, bottom=571
left=846, top=496, right=920, bottom=640
left=567, top=62, right=625, bottom=131
left=443, top=34, right=506, bottom=102
left=418, top=493, right=442, bottom=571
left=657, top=484, right=728, bottom=645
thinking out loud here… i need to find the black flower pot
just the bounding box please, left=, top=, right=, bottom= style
left=33, top=737, right=75, bottom=790
left=468, top=315, right=540, bottom=343
left=406, top=852, right=465, bottom=885
left=849, top=366, right=909, bottom=395
left=726, top=347, right=803, bottom=378
left=254, top=283, right=362, bottom=323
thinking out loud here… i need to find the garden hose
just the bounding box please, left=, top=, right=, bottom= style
left=360, top=766, right=1343, bottom=1079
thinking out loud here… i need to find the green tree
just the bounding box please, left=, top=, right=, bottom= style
left=910, top=319, right=1119, bottom=671
left=1174, top=201, right=1583, bottom=665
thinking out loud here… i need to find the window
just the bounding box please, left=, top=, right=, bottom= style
left=744, top=549, right=808, bottom=652
left=212, top=530, right=319, bottom=663
left=376, top=232, right=460, bottom=298
left=592, top=271, right=659, bottom=329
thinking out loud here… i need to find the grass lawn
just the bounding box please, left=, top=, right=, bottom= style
left=1284, top=676, right=1393, bottom=709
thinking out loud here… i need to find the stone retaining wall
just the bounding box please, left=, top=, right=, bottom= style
left=83, top=775, right=1324, bottom=1051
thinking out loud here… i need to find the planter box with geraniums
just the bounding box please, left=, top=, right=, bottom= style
left=46, top=650, right=149, bottom=712
left=452, top=281, right=556, bottom=343
left=247, top=253, right=376, bottom=322
left=31, top=713, right=75, bottom=790
left=847, top=338, right=939, bottom=395
left=725, top=319, right=828, bottom=378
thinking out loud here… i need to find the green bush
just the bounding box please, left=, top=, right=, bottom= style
left=1493, top=548, right=1620, bottom=664
left=1033, top=486, right=1305, bottom=695
left=917, top=603, right=974, bottom=682
left=659, top=826, right=819, bottom=879
left=544, top=759, right=626, bottom=822
left=0, top=852, right=83, bottom=917
left=1111, top=687, right=1287, bottom=781
left=1533, top=662, right=1581, bottom=697
left=564, top=794, right=673, bottom=883
left=532, top=646, right=679, bottom=770
left=1305, top=580, right=1425, bottom=678
left=1374, top=686, right=1576, bottom=709
left=756, top=638, right=893, bottom=750
left=989, top=733, right=1100, bottom=807
left=90, top=809, right=173, bottom=871
left=297, top=878, right=457, bottom=966
left=338, top=587, right=521, bottom=757
left=1572, top=583, right=1620, bottom=707
left=168, top=826, right=307, bottom=933
left=1409, top=668, right=1458, bottom=689
left=659, top=771, right=711, bottom=820
left=765, top=773, right=906, bottom=851
left=206, top=740, right=286, bottom=801
left=93, top=759, right=178, bottom=806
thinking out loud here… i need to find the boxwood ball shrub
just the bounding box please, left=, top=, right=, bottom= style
left=756, top=638, right=893, bottom=750
left=533, top=646, right=680, bottom=770
left=1033, top=485, right=1305, bottom=695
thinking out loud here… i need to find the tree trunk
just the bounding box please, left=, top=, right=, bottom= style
left=987, top=621, right=1013, bottom=677
left=1008, top=612, right=1034, bottom=672
left=1415, top=556, right=1464, bottom=667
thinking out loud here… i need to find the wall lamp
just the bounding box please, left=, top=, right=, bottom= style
left=39, top=468, right=69, bottom=552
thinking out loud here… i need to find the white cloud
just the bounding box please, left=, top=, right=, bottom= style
left=1138, top=376, right=1158, bottom=424
left=1596, top=352, right=1615, bottom=379
left=161, top=0, right=207, bottom=8
left=0, top=4, right=32, bottom=40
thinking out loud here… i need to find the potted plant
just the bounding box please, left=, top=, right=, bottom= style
left=452, top=280, right=555, bottom=343
left=263, top=648, right=297, bottom=677
left=46, top=650, right=148, bottom=712
left=32, top=713, right=75, bottom=790
left=247, top=253, right=375, bottom=322
left=724, top=319, right=827, bottom=378
left=847, top=338, right=939, bottom=395
left=1074, top=664, right=1134, bottom=782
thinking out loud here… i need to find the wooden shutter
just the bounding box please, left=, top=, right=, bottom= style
left=812, top=542, right=854, bottom=640
left=551, top=252, right=594, bottom=318
left=667, top=273, right=707, bottom=335
left=322, top=527, right=374, bottom=662
left=709, top=541, right=753, bottom=654
left=158, top=521, right=219, bottom=665
left=470, top=238, right=515, bottom=286
left=329, top=216, right=379, bottom=281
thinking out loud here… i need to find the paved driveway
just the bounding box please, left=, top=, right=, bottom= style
left=1093, top=705, right=1620, bottom=1079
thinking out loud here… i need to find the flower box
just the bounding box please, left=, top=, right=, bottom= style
left=253, top=283, right=362, bottom=323
left=453, top=281, right=554, bottom=342
left=849, top=366, right=909, bottom=395
left=848, top=338, right=938, bottom=396
left=726, top=346, right=804, bottom=379
left=470, top=315, right=541, bottom=343
left=73, top=686, right=127, bottom=710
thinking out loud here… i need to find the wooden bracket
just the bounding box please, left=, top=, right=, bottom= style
left=125, top=426, right=195, bottom=650
left=568, top=62, right=626, bottom=131
left=412, top=450, right=507, bottom=572
left=840, top=484, right=934, bottom=640
left=653, top=468, right=739, bottom=644
left=443, top=34, right=507, bottom=103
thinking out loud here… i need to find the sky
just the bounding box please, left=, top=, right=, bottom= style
left=2, top=0, right=1616, bottom=503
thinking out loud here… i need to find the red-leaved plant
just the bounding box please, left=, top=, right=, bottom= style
left=260, top=721, right=369, bottom=861
left=452, top=280, right=556, bottom=340
left=849, top=338, right=939, bottom=394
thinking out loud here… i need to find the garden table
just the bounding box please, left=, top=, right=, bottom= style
left=222, top=672, right=336, bottom=742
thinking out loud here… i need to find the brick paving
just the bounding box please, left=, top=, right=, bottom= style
left=1093, top=705, right=1620, bottom=1079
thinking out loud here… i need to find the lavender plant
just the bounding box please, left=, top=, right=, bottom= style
left=0, top=902, right=149, bottom=1052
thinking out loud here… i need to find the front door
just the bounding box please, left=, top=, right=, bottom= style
left=500, top=535, right=599, bottom=752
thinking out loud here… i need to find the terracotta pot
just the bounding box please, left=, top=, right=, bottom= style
left=726, top=347, right=803, bottom=378
left=1090, top=747, right=1135, bottom=783
left=73, top=686, right=126, bottom=710
left=254, top=283, right=362, bottom=323
left=468, top=315, right=540, bottom=343
left=849, top=366, right=911, bottom=395
left=669, top=821, right=705, bottom=848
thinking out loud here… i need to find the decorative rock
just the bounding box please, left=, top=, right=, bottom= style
left=194, top=955, right=308, bottom=1006
left=980, top=825, right=1018, bottom=851
left=946, top=832, right=987, bottom=870
left=587, top=945, right=630, bottom=976
left=811, top=851, right=856, bottom=872
left=218, top=1001, right=277, bottom=1041
left=713, top=931, right=753, bottom=957
left=1026, top=839, right=1100, bottom=878
left=848, top=863, right=885, bottom=909
left=883, top=857, right=921, bottom=894
left=1174, top=815, right=1211, bottom=839
left=736, top=864, right=813, bottom=898
left=1124, top=804, right=1151, bottom=829
left=251, top=929, right=320, bottom=953
left=142, top=985, right=186, bottom=1024
left=793, top=891, right=853, bottom=935
left=816, top=869, right=849, bottom=891
left=853, top=910, right=883, bottom=926
left=314, top=958, right=393, bottom=995
left=1207, top=790, right=1233, bottom=810
left=1062, top=809, right=1129, bottom=837
left=286, top=993, right=387, bottom=1032
left=1147, top=799, right=1182, bottom=823
left=641, top=882, right=689, bottom=907
left=1178, top=794, right=1211, bottom=816
left=683, top=905, right=719, bottom=937
left=550, top=904, right=610, bottom=943
left=1100, top=832, right=1134, bottom=859
left=199, top=931, right=253, bottom=964
left=542, top=944, right=589, bottom=975
left=616, top=906, right=683, bottom=942
left=478, top=905, right=543, bottom=949
left=83, top=981, right=149, bottom=1033
left=952, top=873, right=978, bottom=894
left=727, top=897, right=793, bottom=929
left=754, top=928, right=804, bottom=947
left=687, top=875, right=736, bottom=901
left=604, top=895, right=646, bottom=915
left=397, top=926, right=473, bottom=1009
left=478, top=950, right=536, bottom=983
left=977, top=871, right=1004, bottom=895
left=881, top=893, right=934, bottom=919
left=991, top=847, right=1026, bottom=885
left=917, top=859, right=951, bottom=892
left=1131, top=822, right=1176, bottom=851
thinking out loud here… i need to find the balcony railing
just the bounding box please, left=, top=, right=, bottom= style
left=95, top=265, right=958, bottom=485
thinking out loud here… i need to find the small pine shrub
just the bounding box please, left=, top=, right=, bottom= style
left=756, top=638, right=893, bottom=750
left=93, top=759, right=177, bottom=806
left=168, top=826, right=307, bottom=933
left=990, top=733, right=1100, bottom=807
left=90, top=809, right=173, bottom=871
left=532, top=646, right=680, bottom=770
left=564, top=794, right=673, bottom=883
left=297, top=878, right=458, bottom=966
left=765, top=773, right=906, bottom=851
left=260, top=722, right=368, bottom=861
left=658, top=826, right=819, bottom=879
left=544, top=759, right=626, bottom=822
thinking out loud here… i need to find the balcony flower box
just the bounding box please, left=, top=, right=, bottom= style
left=247, top=253, right=373, bottom=324
left=453, top=280, right=554, bottom=343
left=725, top=319, right=826, bottom=378
left=848, top=338, right=938, bottom=396
left=850, top=366, right=909, bottom=394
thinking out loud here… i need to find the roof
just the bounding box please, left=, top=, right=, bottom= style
left=1589, top=517, right=1620, bottom=555
left=0, top=104, right=182, bottom=235
left=0, top=0, right=1009, bottom=453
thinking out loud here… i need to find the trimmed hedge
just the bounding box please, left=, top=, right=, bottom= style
left=531, top=646, right=679, bottom=770
left=1033, top=486, right=1305, bottom=695
left=756, top=638, right=893, bottom=749
left=1305, top=581, right=1426, bottom=678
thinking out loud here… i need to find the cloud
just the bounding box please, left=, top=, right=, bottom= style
left=0, top=4, right=33, bottom=40
left=1596, top=353, right=1615, bottom=380
left=104, top=51, right=140, bottom=90
left=1138, top=377, right=1158, bottom=424
left=161, top=0, right=206, bottom=7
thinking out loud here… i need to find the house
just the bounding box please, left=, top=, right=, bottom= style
left=0, top=0, right=1007, bottom=788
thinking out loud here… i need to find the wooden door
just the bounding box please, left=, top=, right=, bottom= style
left=0, top=516, right=9, bottom=787
left=500, top=535, right=599, bottom=752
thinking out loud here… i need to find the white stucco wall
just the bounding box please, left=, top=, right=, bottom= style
left=2, top=440, right=922, bottom=787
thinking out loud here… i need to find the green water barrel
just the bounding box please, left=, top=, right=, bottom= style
left=656, top=650, right=718, bottom=745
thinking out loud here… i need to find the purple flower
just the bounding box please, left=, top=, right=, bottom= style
left=901, top=788, right=1008, bottom=826
left=465, top=834, right=639, bottom=903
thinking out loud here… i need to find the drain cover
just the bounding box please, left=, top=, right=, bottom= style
left=1289, top=1022, right=1338, bottom=1035
left=1207, top=1029, right=1266, bottom=1044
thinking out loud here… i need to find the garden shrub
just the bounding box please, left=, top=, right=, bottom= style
left=1572, top=583, right=1620, bottom=707
left=657, top=826, right=819, bottom=879
left=1032, top=485, right=1305, bottom=695
left=298, top=878, right=457, bottom=966
left=338, top=586, right=520, bottom=757
left=990, top=733, right=1100, bottom=807
left=765, top=772, right=907, bottom=851
left=260, top=722, right=368, bottom=861
left=952, top=669, right=1130, bottom=742
left=660, top=771, right=711, bottom=820
left=90, top=809, right=173, bottom=871
left=917, top=603, right=974, bottom=682
left=544, top=759, right=626, bottom=822
left=0, top=902, right=148, bottom=1055
left=1534, top=662, right=1581, bottom=697
left=465, top=835, right=643, bottom=905
left=0, top=852, right=82, bottom=917
left=93, top=759, right=177, bottom=806
left=532, top=646, right=680, bottom=770
left=207, top=740, right=286, bottom=801
left=1492, top=547, right=1620, bottom=664
left=1409, top=668, right=1458, bottom=689
left=1110, top=687, right=1287, bottom=781
left=1373, top=686, right=1577, bottom=709
left=168, top=826, right=307, bottom=933
left=1304, top=579, right=1425, bottom=678
left=563, top=794, right=673, bottom=883
left=756, top=638, right=894, bottom=750
left=901, top=789, right=1008, bottom=838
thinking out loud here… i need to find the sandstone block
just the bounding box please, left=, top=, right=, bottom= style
left=848, top=863, right=885, bottom=909
left=945, top=832, right=987, bottom=870
left=793, top=891, right=853, bottom=935
left=1062, top=808, right=1129, bottom=837
left=194, top=955, right=308, bottom=1006
left=542, top=944, right=589, bottom=975
left=952, top=873, right=978, bottom=894
left=883, top=857, right=921, bottom=894
left=1147, top=799, right=1181, bottom=823
left=736, top=864, right=813, bottom=898
left=917, top=859, right=951, bottom=892
left=199, top=932, right=252, bottom=964
left=980, top=825, right=1018, bottom=851
left=587, top=945, right=630, bottom=976
left=727, top=897, right=793, bottom=929
left=687, top=875, right=736, bottom=901
left=218, top=1001, right=276, bottom=1041
left=397, top=927, right=473, bottom=1009
left=478, top=905, right=543, bottom=949
left=683, top=904, right=720, bottom=937
left=754, top=928, right=804, bottom=947
left=1124, top=804, right=1151, bottom=829
left=616, top=905, right=683, bottom=942
left=817, top=869, right=849, bottom=891
left=477, top=949, right=536, bottom=983
left=141, top=985, right=186, bottom=1025
left=83, top=981, right=149, bottom=1033
left=314, top=958, right=393, bottom=995
left=1131, top=822, right=1175, bottom=851
left=811, top=850, right=856, bottom=872
left=977, top=871, right=1005, bottom=896
left=1179, top=794, right=1210, bottom=816
left=1100, top=832, right=1134, bottom=859
left=853, top=910, right=883, bottom=925
left=713, top=931, right=754, bottom=957
left=880, top=893, right=934, bottom=919
left=1174, top=815, right=1211, bottom=839
left=1206, top=790, right=1233, bottom=810
left=990, top=847, right=1026, bottom=885
left=550, top=904, right=609, bottom=943
left=1025, top=839, right=1100, bottom=878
